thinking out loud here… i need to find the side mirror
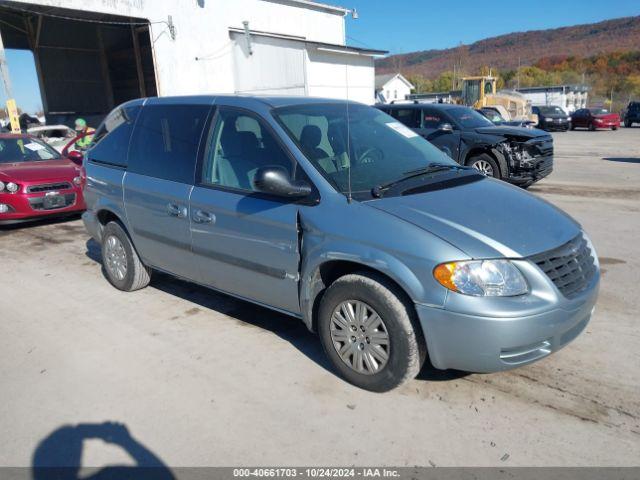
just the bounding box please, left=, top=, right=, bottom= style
left=438, top=123, right=454, bottom=133
left=253, top=166, right=312, bottom=198
left=67, top=150, right=84, bottom=166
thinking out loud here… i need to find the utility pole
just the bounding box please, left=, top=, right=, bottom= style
left=517, top=57, right=521, bottom=90
left=610, top=87, right=614, bottom=111
left=452, top=64, right=456, bottom=91
left=0, top=30, right=13, bottom=101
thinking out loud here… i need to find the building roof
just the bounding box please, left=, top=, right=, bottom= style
left=516, top=84, right=590, bottom=93
left=229, top=27, right=387, bottom=56
left=264, top=0, right=350, bottom=14
left=375, top=73, right=415, bottom=90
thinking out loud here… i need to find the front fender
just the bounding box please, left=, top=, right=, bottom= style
left=299, top=237, right=449, bottom=331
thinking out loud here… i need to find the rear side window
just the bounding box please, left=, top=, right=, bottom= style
left=128, top=104, right=210, bottom=183
left=89, top=105, right=141, bottom=167
left=387, top=108, right=419, bottom=128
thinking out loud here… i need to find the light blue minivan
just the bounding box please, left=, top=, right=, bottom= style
left=82, top=96, right=599, bottom=391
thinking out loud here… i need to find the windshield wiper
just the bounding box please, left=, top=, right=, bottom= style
left=371, top=163, right=466, bottom=198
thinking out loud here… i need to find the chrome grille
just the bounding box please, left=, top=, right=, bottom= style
left=27, top=182, right=72, bottom=193
left=529, top=235, right=596, bottom=298
left=28, top=193, right=76, bottom=211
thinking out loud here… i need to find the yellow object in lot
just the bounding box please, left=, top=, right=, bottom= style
left=6, top=99, right=21, bottom=134
left=462, top=76, right=538, bottom=123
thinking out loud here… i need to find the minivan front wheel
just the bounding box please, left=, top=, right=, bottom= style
left=318, top=273, right=425, bottom=392
left=101, top=221, right=151, bottom=292
left=468, top=154, right=500, bottom=178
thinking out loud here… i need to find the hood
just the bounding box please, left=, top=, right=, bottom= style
left=594, top=113, right=619, bottom=120
left=475, top=125, right=549, bottom=139
left=368, top=177, right=580, bottom=259
left=0, top=159, right=80, bottom=183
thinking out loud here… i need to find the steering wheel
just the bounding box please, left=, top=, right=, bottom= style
left=357, top=147, right=384, bottom=165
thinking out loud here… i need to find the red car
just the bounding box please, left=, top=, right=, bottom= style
left=0, top=134, right=86, bottom=225
left=571, top=108, right=620, bottom=131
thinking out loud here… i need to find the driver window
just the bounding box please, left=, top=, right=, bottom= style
left=202, top=109, right=292, bottom=192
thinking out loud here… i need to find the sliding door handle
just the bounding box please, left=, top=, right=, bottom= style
left=193, top=209, right=215, bottom=224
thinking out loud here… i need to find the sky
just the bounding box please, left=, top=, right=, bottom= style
left=1, top=0, right=639, bottom=114
left=0, top=50, right=42, bottom=114
left=344, top=0, right=640, bottom=54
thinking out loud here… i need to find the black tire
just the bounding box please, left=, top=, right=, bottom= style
left=570, top=123, right=576, bottom=131
left=624, top=120, right=631, bottom=128
left=317, top=272, right=426, bottom=392
left=589, top=122, right=596, bottom=131
left=467, top=153, right=501, bottom=179
left=101, top=221, right=151, bottom=292
left=612, top=126, right=618, bottom=131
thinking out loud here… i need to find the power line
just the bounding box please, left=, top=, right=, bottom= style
left=346, top=35, right=377, bottom=50
left=0, top=3, right=167, bottom=27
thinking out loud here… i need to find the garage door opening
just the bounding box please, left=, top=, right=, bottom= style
left=0, top=2, right=157, bottom=127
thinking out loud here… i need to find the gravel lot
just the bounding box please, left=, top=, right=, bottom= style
left=1, top=127, right=639, bottom=468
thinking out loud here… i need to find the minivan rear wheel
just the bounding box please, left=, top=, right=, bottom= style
left=468, top=154, right=500, bottom=179
left=318, top=272, right=425, bottom=392
left=102, top=221, right=151, bottom=292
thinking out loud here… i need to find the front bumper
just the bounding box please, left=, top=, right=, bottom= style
left=415, top=276, right=599, bottom=372
left=542, top=120, right=570, bottom=131
left=593, top=121, right=620, bottom=129
left=0, top=188, right=86, bottom=224
left=509, top=155, right=553, bottom=186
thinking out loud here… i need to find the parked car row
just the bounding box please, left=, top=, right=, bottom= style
left=532, top=105, right=626, bottom=132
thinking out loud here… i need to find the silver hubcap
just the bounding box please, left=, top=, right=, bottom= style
left=104, top=235, right=128, bottom=281
left=472, top=159, right=494, bottom=176
left=330, top=300, right=390, bottom=375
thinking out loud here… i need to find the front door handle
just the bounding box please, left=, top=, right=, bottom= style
left=193, top=209, right=215, bottom=224
left=167, top=203, right=187, bottom=218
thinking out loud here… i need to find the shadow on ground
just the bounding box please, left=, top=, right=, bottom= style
left=32, top=422, right=174, bottom=480
left=85, top=239, right=465, bottom=384
left=0, top=213, right=82, bottom=233
left=603, top=157, right=640, bottom=164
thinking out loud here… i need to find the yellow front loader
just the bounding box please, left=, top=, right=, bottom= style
left=461, top=76, right=537, bottom=123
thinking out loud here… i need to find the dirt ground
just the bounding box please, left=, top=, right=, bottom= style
left=1, top=127, right=639, bottom=468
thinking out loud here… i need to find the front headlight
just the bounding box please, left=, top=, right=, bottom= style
left=582, top=231, right=599, bottom=269
left=6, top=182, right=19, bottom=193
left=434, top=260, right=528, bottom=297
left=0, top=181, right=5, bottom=192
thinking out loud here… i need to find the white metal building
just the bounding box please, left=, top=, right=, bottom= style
left=0, top=0, right=384, bottom=124
left=516, top=85, right=589, bottom=113
left=374, top=73, right=414, bottom=103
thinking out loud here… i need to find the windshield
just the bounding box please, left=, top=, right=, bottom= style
left=273, top=103, right=458, bottom=198
left=538, top=106, right=565, bottom=115
left=448, top=107, right=493, bottom=128
left=590, top=108, right=609, bottom=115
left=0, top=137, right=61, bottom=164
left=481, top=109, right=505, bottom=123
